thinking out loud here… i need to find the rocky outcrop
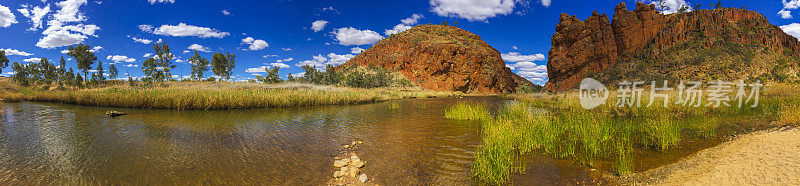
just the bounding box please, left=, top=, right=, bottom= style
left=545, top=2, right=800, bottom=91
left=339, top=24, right=530, bottom=94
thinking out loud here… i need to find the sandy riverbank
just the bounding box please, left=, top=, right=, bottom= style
left=631, top=126, right=800, bottom=185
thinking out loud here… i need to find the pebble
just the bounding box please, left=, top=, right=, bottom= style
left=333, top=160, right=348, bottom=167
left=352, top=159, right=365, bottom=168
left=347, top=167, right=359, bottom=177
left=358, top=174, right=368, bottom=183
left=333, top=171, right=344, bottom=178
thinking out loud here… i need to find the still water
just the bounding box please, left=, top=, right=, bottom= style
left=0, top=97, right=603, bottom=185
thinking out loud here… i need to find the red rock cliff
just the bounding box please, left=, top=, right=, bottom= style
left=339, top=24, right=531, bottom=94
left=545, top=2, right=800, bottom=91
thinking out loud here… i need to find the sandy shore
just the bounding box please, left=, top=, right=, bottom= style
left=632, top=126, right=800, bottom=185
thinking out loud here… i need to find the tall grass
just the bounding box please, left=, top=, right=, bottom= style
left=0, top=79, right=459, bottom=109
left=455, top=83, right=800, bottom=184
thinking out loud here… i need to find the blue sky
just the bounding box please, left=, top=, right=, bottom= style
left=1, top=0, right=800, bottom=84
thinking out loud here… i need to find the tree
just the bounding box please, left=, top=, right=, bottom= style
left=153, top=42, right=175, bottom=81
left=189, top=50, right=209, bottom=81
left=66, top=68, right=75, bottom=86
left=108, top=63, right=118, bottom=80
left=287, top=73, right=295, bottom=82
left=142, top=57, right=160, bottom=83
left=57, top=56, right=67, bottom=83
left=714, top=1, right=722, bottom=9
left=38, top=58, right=57, bottom=83
left=694, top=3, right=701, bottom=10
left=0, top=50, right=8, bottom=74
left=95, top=60, right=105, bottom=81
left=257, top=66, right=282, bottom=84
left=301, top=65, right=322, bottom=83
left=212, top=52, right=236, bottom=80
left=11, top=62, right=29, bottom=85
left=67, top=44, right=97, bottom=81
left=441, top=20, right=448, bottom=26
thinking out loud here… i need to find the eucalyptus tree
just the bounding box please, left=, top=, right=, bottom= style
left=189, top=50, right=209, bottom=81
left=67, top=44, right=97, bottom=80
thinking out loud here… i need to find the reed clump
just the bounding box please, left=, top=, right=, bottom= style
left=0, top=79, right=459, bottom=109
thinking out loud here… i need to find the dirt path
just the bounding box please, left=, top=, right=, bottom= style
left=633, top=127, right=800, bottom=185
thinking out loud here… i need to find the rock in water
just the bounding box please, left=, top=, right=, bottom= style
left=358, top=174, right=368, bottom=183
left=333, top=159, right=348, bottom=167
left=338, top=24, right=533, bottom=94
left=105, top=110, right=126, bottom=117
left=347, top=167, right=359, bottom=177
left=352, top=159, right=365, bottom=168
left=333, top=171, right=344, bottom=178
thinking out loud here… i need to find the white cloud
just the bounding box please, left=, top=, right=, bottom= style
left=1, top=49, right=34, bottom=56
left=279, top=58, right=293, bottom=62
left=35, top=0, right=101, bottom=49
left=17, top=4, right=51, bottom=30
left=241, top=37, right=268, bottom=50
left=781, top=23, right=800, bottom=41
left=221, top=10, right=230, bottom=16
left=263, top=54, right=278, bottom=58
left=143, top=53, right=152, bottom=58
left=334, top=27, right=384, bottom=46
left=517, top=71, right=547, bottom=79
left=512, top=62, right=547, bottom=72
left=430, top=0, right=516, bottom=21
left=649, top=0, right=693, bottom=14
left=311, top=20, right=329, bottom=32
left=501, top=52, right=546, bottom=62
left=512, top=45, right=518, bottom=50
left=0, top=4, right=15, bottom=28
left=270, top=62, right=290, bottom=68
left=282, top=48, right=292, bottom=51
left=779, top=9, right=793, bottom=19
left=188, top=43, right=211, bottom=52
left=140, top=23, right=229, bottom=38
left=326, top=53, right=355, bottom=65
left=781, top=0, right=800, bottom=19
left=61, top=49, right=69, bottom=54
left=246, top=66, right=267, bottom=73
left=123, top=64, right=138, bottom=68
left=541, top=0, right=551, bottom=7
left=91, top=46, right=102, bottom=52
left=351, top=47, right=365, bottom=54
left=385, top=24, right=412, bottom=36
left=23, top=57, right=41, bottom=63
left=148, top=0, right=175, bottom=5
left=106, top=55, right=136, bottom=63
left=131, top=37, right=152, bottom=44
left=401, top=14, right=424, bottom=25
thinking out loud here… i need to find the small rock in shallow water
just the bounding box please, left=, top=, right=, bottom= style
left=333, top=171, right=344, bottom=178
left=352, top=159, right=365, bottom=168
left=333, top=160, right=348, bottom=167
left=358, top=173, right=368, bottom=183
left=350, top=155, right=360, bottom=162
left=347, top=167, right=359, bottom=177
left=340, top=166, right=348, bottom=172
left=105, top=110, right=126, bottom=117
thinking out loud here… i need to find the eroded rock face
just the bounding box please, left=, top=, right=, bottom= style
left=339, top=24, right=531, bottom=94
left=545, top=1, right=800, bottom=91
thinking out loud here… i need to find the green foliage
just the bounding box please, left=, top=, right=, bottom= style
left=108, top=63, right=118, bottom=79
left=141, top=57, right=161, bottom=84
left=95, top=60, right=105, bottom=81
left=67, top=44, right=97, bottom=79
left=0, top=50, right=8, bottom=74
left=153, top=42, right=175, bottom=80
left=10, top=58, right=59, bottom=85
left=516, top=83, right=542, bottom=93
left=343, top=67, right=392, bottom=88
left=212, top=52, right=236, bottom=80
left=255, top=67, right=283, bottom=84
left=189, top=50, right=210, bottom=80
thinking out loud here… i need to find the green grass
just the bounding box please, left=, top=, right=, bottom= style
left=0, top=78, right=460, bottom=110
left=453, top=84, right=800, bottom=184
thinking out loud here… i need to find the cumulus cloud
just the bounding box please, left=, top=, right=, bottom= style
left=35, top=0, right=101, bottom=49
left=23, top=57, right=41, bottom=63
left=295, top=53, right=355, bottom=68
left=221, top=10, right=230, bottom=16
left=241, top=37, right=268, bottom=50
left=148, top=0, right=175, bottom=5
left=282, top=48, right=292, bottom=51
left=270, top=62, right=290, bottom=68
left=780, top=0, right=800, bottom=19
left=0, top=4, right=18, bottom=28
left=1, top=48, right=34, bottom=56
left=430, top=0, right=516, bottom=21
left=188, top=43, right=211, bottom=52
left=131, top=37, right=152, bottom=44
left=143, top=53, right=152, bottom=58
left=311, top=20, right=329, bottom=32
left=649, top=0, right=693, bottom=14
left=541, top=0, right=551, bottom=7
left=385, top=24, right=412, bottom=36
left=334, top=27, right=384, bottom=46
left=246, top=66, right=267, bottom=73
left=17, top=4, right=51, bottom=30
left=781, top=23, right=800, bottom=41
left=401, top=14, right=424, bottom=25
left=140, top=23, right=229, bottom=38
left=385, top=14, right=424, bottom=36
left=107, top=55, right=136, bottom=63
left=501, top=52, right=546, bottom=62
left=351, top=47, right=365, bottom=54
left=123, top=64, right=138, bottom=68
left=276, top=58, right=293, bottom=63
